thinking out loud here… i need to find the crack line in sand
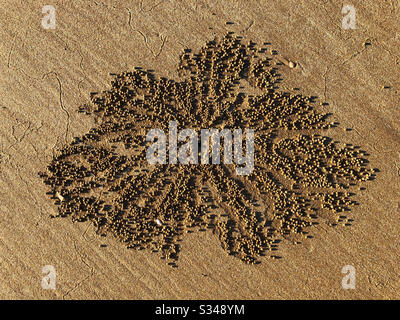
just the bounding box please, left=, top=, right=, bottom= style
left=62, top=241, right=95, bottom=299
left=126, top=7, right=167, bottom=59
left=44, top=72, right=70, bottom=143
left=139, top=0, right=164, bottom=13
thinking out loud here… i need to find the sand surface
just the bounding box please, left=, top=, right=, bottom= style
left=0, top=0, right=399, bottom=299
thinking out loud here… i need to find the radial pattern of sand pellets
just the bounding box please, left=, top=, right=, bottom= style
left=40, top=33, right=375, bottom=265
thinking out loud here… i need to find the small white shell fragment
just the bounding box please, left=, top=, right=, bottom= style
left=279, top=56, right=297, bottom=69
left=56, top=192, right=64, bottom=202
left=155, top=218, right=162, bottom=226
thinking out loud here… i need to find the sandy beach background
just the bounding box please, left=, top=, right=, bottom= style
left=0, top=0, right=399, bottom=299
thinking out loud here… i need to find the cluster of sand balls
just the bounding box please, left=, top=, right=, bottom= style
left=40, top=33, right=375, bottom=265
